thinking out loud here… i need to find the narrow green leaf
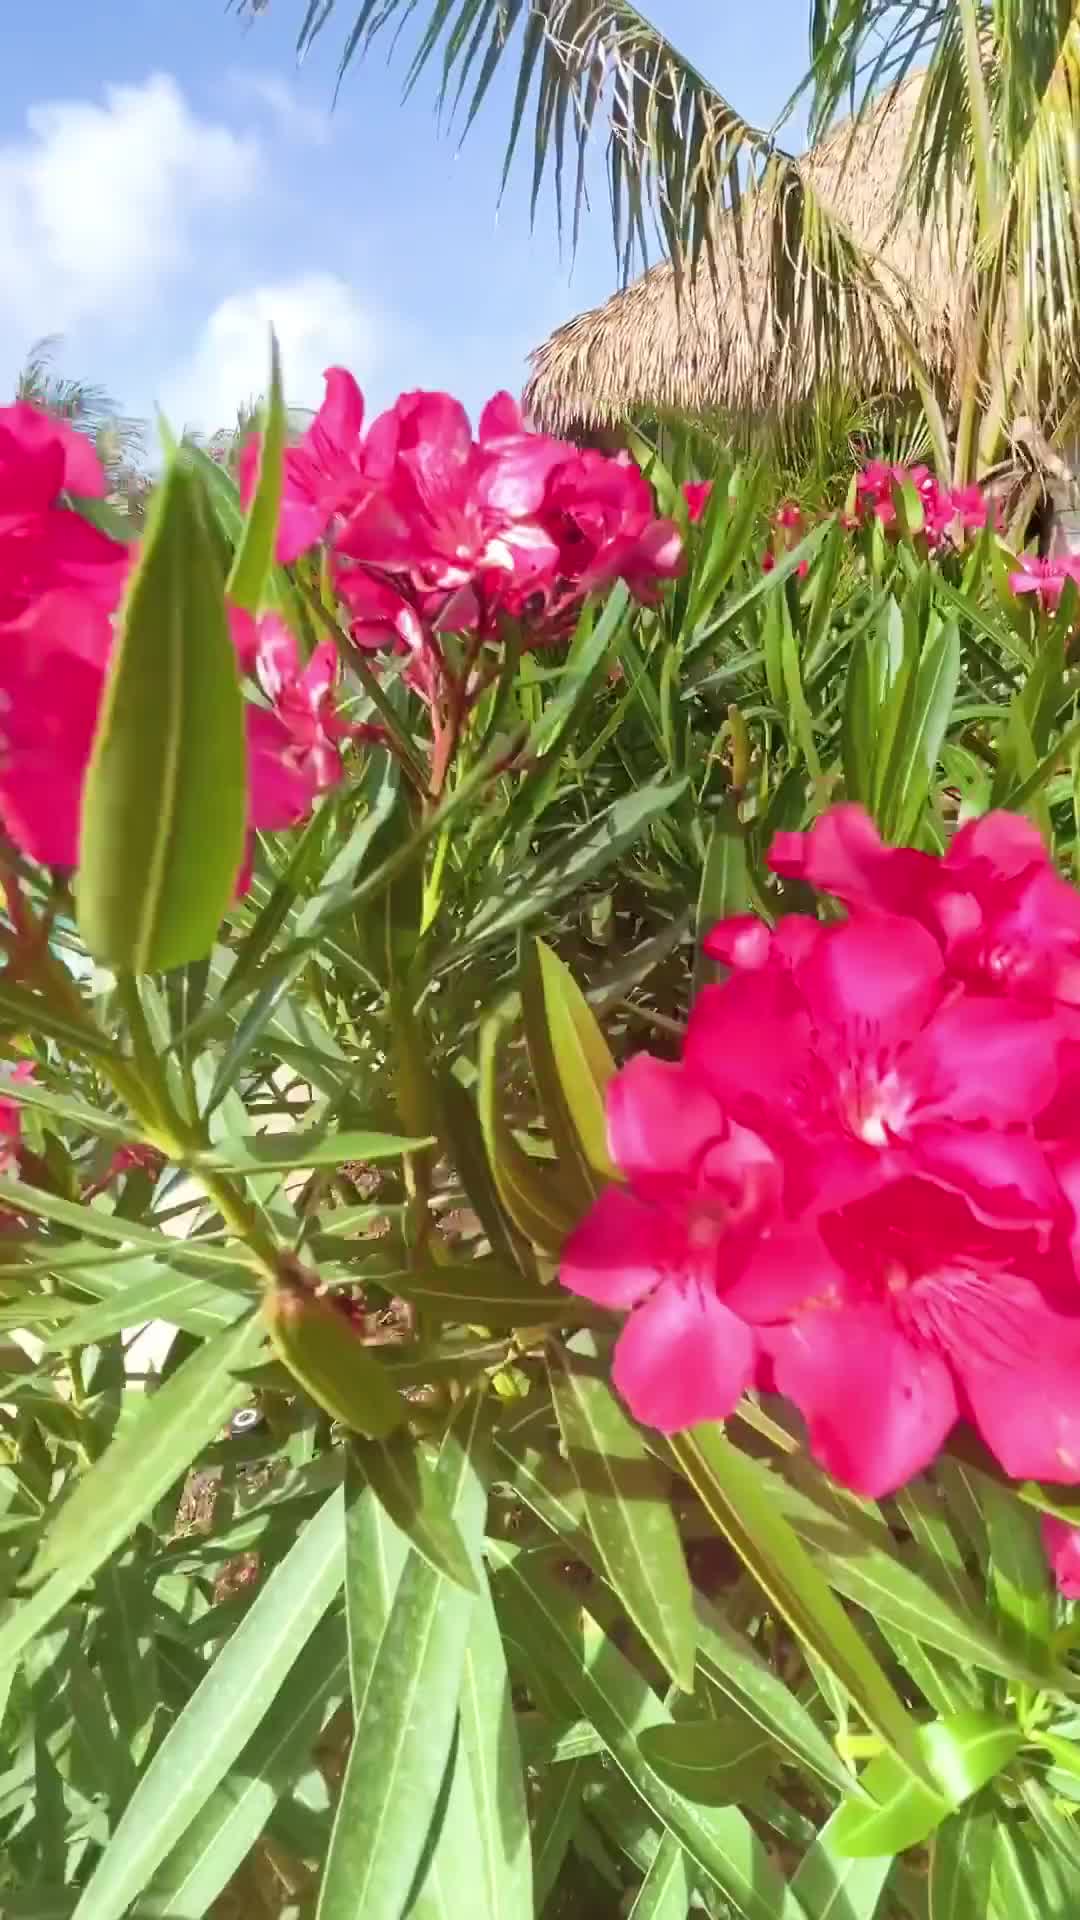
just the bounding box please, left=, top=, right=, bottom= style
left=669, top=1429, right=934, bottom=1793
left=146, top=1612, right=350, bottom=1916
left=201, top=1126, right=430, bottom=1173
left=693, top=797, right=749, bottom=998
left=78, top=456, right=246, bottom=972
left=981, top=1478, right=1054, bottom=1675
left=389, top=1258, right=603, bottom=1326
left=694, top=1594, right=859, bottom=1801
left=0, top=1316, right=263, bottom=1673
left=315, top=1403, right=486, bottom=1920
left=72, top=1487, right=344, bottom=1920
left=353, top=1430, right=479, bottom=1594
left=766, top=1460, right=1052, bottom=1691
left=550, top=1340, right=696, bottom=1690
left=521, top=935, right=617, bottom=1188
left=226, top=328, right=285, bottom=611
left=929, top=1800, right=995, bottom=1920
left=413, top=1564, right=533, bottom=1920
left=638, top=1719, right=774, bottom=1806
left=792, top=1809, right=892, bottom=1919
left=628, top=1831, right=693, bottom=1918
left=478, top=1014, right=578, bottom=1254
left=489, top=1541, right=808, bottom=1920
left=830, top=1713, right=1022, bottom=1860
left=531, top=1758, right=587, bottom=1910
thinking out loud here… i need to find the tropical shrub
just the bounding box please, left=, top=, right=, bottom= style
left=2, top=352, right=1080, bottom=1920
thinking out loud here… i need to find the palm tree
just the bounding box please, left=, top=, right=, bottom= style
left=245, top=1, right=1080, bottom=493
left=16, top=336, right=149, bottom=520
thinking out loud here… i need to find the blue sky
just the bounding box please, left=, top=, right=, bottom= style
left=0, top=0, right=812, bottom=435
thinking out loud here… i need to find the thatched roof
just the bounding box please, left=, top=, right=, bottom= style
left=524, top=76, right=961, bottom=434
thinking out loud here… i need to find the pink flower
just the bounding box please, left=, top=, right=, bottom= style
left=770, top=805, right=1080, bottom=1006
left=540, top=449, right=682, bottom=600
left=1009, top=554, right=1080, bottom=612
left=949, top=484, right=991, bottom=531
left=774, top=501, right=803, bottom=531
left=0, top=403, right=128, bottom=623
left=0, top=592, right=110, bottom=866
left=559, top=1055, right=783, bottom=1431
left=0, top=1060, right=34, bottom=1170
left=240, top=368, right=368, bottom=565
left=242, top=614, right=354, bottom=830
left=690, top=908, right=1063, bottom=1229
left=339, top=389, right=559, bottom=600
left=683, top=481, right=713, bottom=523
left=333, top=567, right=439, bottom=703
left=745, top=1176, right=1080, bottom=1496
left=1042, top=1516, right=1080, bottom=1598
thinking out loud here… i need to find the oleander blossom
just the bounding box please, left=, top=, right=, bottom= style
left=1042, top=1516, right=1080, bottom=1599
left=0, top=401, right=358, bottom=875
left=853, top=461, right=992, bottom=549
left=560, top=801, right=1080, bottom=1498
left=242, top=374, right=682, bottom=696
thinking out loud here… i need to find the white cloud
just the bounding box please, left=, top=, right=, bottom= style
left=160, top=274, right=381, bottom=433
left=0, top=74, right=259, bottom=343
left=229, top=73, right=333, bottom=146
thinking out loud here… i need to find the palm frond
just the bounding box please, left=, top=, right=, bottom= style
left=260, top=0, right=930, bottom=407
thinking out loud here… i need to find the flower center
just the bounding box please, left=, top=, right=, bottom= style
left=839, top=1062, right=913, bottom=1146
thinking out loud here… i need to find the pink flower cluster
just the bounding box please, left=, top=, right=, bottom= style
left=243, top=372, right=682, bottom=698
left=0, top=403, right=358, bottom=872
left=855, top=462, right=992, bottom=549
left=561, top=804, right=1080, bottom=1499
left=1008, top=552, right=1080, bottom=613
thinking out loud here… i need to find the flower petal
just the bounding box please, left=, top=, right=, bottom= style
left=606, top=1055, right=728, bottom=1190
left=612, top=1279, right=756, bottom=1432
left=906, top=996, right=1060, bottom=1125
left=559, top=1186, right=679, bottom=1310
left=770, top=1307, right=958, bottom=1497
left=957, top=1333, right=1080, bottom=1483
left=797, top=913, right=945, bottom=1049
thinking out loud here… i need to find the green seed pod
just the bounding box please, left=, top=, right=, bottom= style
left=265, top=1281, right=405, bottom=1438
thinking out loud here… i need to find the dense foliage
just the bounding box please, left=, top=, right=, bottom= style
left=2, top=358, right=1080, bottom=1920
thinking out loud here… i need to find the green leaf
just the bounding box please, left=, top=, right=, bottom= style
left=637, top=1719, right=774, bottom=1806
left=549, top=1339, right=696, bottom=1691
left=791, top=1810, right=893, bottom=1920
left=226, top=328, right=285, bottom=612
left=315, top=1403, right=486, bottom=1920
left=77, top=456, right=246, bottom=972
left=981, top=1477, right=1054, bottom=1677
left=694, top=1594, right=859, bottom=1801
left=489, top=1541, right=808, bottom=1920
left=765, top=1459, right=1053, bottom=1692
left=72, top=1488, right=345, bottom=1920
left=668, top=1428, right=935, bottom=1793
left=200, top=1126, right=432, bottom=1173
left=41, top=1259, right=250, bottom=1347
left=888, top=617, right=962, bottom=842
left=531, top=1758, right=587, bottom=1911
left=521, top=935, right=617, bottom=1189
left=146, top=1611, right=350, bottom=1916
left=353, top=1430, right=479, bottom=1594
left=830, top=1713, right=1022, bottom=1860
left=692, top=798, right=749, bottom=998
left=0, top=1315, right=263, bottom=1673
left=628, top=1832, right=693, bottom=1918
left=477, top=1013, right=578, bottom=1255
left=388, top=1258, right=603, bottom=1326
left=412, top=1561, right=533, bottom=1920
left=266, top=1285, right=405, bottom=1438
left=928, top=1801, right=995, bottom=1920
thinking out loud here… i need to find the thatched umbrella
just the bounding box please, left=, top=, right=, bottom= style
left=524, top=76, right=961, bottom=437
